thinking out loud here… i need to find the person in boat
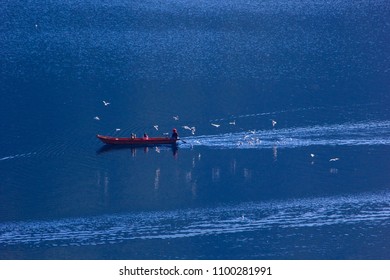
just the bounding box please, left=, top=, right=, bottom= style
left=143, top=133, right=149, bottom=139
left=171, top=128, right=179, bottom=140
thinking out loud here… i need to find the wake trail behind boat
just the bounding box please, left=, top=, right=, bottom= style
left=181, top=120, right=390, bottom=149
left=0, top=152, right=37, bottom=162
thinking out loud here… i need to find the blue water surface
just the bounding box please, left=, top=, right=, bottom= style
left=0, top=0, right=389, bottom=259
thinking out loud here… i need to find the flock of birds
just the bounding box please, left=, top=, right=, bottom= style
left=95, top=99, right=278, bottom=132
left=94, top=100, right=341, bottom=162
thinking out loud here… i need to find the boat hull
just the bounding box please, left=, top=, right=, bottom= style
left=97, top=135, right=177, bottom=146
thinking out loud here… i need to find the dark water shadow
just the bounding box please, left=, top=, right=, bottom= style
left=96, top=144, right=178, bottom=156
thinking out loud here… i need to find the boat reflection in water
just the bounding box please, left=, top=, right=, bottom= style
left=96, top=143, right=178, bottom=157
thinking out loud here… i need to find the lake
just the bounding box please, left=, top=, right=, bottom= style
left=0, top=0, right=389, bottom=259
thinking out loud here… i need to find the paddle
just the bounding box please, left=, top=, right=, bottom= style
left=179, top=138, right=187, bottom=144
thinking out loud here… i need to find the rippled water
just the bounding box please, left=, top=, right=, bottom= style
left=1, top=191, right=389, bottom=259
left=1, top=191, right=389, bottom=246
left=1, top=0, right=389, bottom=259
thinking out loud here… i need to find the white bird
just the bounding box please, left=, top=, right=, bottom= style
left=155, top=147, right=160, bottom=153
left=103, top=101, right=110, bottom=106
left=173, top=116, right=179, bottom=121
left=329, top=158, right=340, bottom=162
left=272, top=120, right=277, bottom=127
left=153, top=125, right=159, bottom=130
left=116, top=128, right=121, bottom=131
left=182, top=126, right=196, bottom=134
left=94, top=116, right=100, bottom=120
left=310, top=153, right=315, bottom=158
left=211, top=123, right=220, bottom=128
left=229, top=120, right=236, bottom=125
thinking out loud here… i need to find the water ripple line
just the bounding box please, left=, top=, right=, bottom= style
left=0, top=191, right=388, bottom=247
left=0, top=152, right=37, bottom=162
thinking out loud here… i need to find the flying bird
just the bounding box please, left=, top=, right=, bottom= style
left=153, top=125, right=159, bottom=130
left=229, top=120, right=236, bottom=125
left=182, top=126, right=196, bottom=134
left=102, top=101, right=110, bottom=106
left=271, top=120, right=277, bottom=127
left=329, top=158, right=340, bottom=162
left=211, top=123, right=220, bottom=128
left=173, top=116, right=179, bottom=121
left=94, top=116, right=100, bottom=121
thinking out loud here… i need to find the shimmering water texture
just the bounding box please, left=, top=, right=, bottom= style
left=1, top=192, right=388, bottom=249
left=183, top=120, right=390, bottom=149
left=1, top=0, right=389, bottom=260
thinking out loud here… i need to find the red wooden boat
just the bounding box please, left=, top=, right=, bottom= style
left=97, top=134, right=177, bottom=146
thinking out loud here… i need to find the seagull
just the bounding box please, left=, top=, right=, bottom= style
left=155, top=147, right=160, bottom=153
left=329, top=158, right=340, bottom=162
left=153, top=125, right=159, bottom=130
left=229, top=120, right=236, bottom=125
left=271, top=120, right=277, bottom=127
left=310, top=153, right=315, bottom=158
left=94, top=116, right=100, bottom=120
left=173, top=116, right=179, bottom=121
left=211, top=123, right=220, bottom=128
left=103, top=101, right=110, bottom=106
left=182, top=126, right=196, bottom=134
left=115, top=128, right=121, bottom=131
